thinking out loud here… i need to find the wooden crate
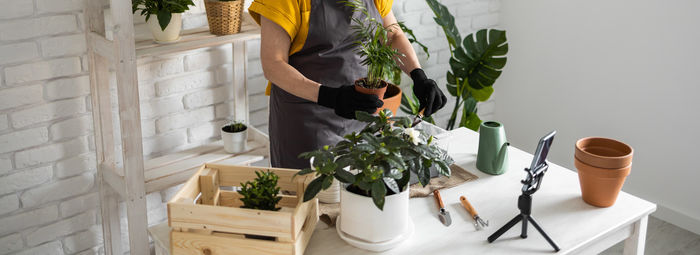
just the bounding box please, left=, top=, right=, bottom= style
left=167, top=163, right=319, bottom=255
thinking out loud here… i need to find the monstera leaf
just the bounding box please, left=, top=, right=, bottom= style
left=425, top=0, right=461, bottom=50
left=445, top=29, right=508, bottom=131
left=450, top=29, right=508, bottom=94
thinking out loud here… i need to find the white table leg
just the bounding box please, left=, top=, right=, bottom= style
left=623, top=215, right=648, bottom=255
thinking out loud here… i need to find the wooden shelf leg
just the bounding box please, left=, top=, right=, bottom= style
left=110, top=0, right=149, bottom=253
left=623, top=215, right=648, bottom=255
left=85, top=0, right=123, bottom=250
left=99, top=179, right=123, bottom=255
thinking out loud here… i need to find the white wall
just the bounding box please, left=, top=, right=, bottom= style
left=497, top=0, right=700, bottom=234
left=0, top=0, right=500, bottom=254
left=0, top=0, right=267, bottom=254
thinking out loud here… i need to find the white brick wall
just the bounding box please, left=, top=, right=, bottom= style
left=0, top=0, right=499, bottom=254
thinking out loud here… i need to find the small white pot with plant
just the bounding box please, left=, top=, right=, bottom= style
left=132, top=0, right=195, bottom=43
left=298, top=110, right=453, bottom=251
left=221, top=120, right=247, bottom=153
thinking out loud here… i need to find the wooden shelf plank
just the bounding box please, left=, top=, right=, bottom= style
left=108, top=132, right=268, bottom=194
left=144, top=138, right=266, bottom=181
left=135, top=16, right=260, bottom=58
left=127, top=126, right=269, bottom=194
left=146, top=153, right=265, bottom=194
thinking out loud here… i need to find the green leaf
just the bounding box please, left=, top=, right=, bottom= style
left=425, top=0, right=461, bottom=49
left=156, top=9, right=171, bottom=31
left=398, top=22, right=430, bottom=57
left=355, top=111, right=377, bottom=123
left=293, top=168, right=314, bottom=177
left=371, top=181, right=387, bottom=210
left=470, top=86, right=494, bottom=102
left=383, top=178, right=400, bottom=194
left=322, top=175, right=334, bottom=190
left=465, top=112, right=482, bottom=131
left=446, top=83, right=458, bottom=97
left=388, top=116, right=411, bottom=128
left=435, top=161, right=451, bottom=176
left=397, top=168, right=411, bottom=191
left=303, top=176, right=325, bottom=202
left=334, top=169, right=356, bottom=183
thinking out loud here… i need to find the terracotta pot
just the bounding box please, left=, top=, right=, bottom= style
left=575, top=137, right=633, bottom=169
left=574, top=158, right=630, bottom=207
left=354, top=78, right=402, bottom=115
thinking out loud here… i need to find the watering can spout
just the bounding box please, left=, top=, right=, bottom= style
left=493, top=142, right=510, bottom=170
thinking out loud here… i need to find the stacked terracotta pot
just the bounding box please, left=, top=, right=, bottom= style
left=574, top=137, right=634, bottom=207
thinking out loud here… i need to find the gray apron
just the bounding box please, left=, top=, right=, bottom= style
left=269, top=0, right=383, bottom=169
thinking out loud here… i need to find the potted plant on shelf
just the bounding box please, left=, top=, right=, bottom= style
left=203, top=0, right=244, bottom=35
left=132, top=0, right=195, bottom=43
left=344, top=0, right=403, bottom=114
left=221, top=120, right=247, bottom=153
left=238, top=170, right=283, bottom=240
left=298, top=110, right=453, bottom=251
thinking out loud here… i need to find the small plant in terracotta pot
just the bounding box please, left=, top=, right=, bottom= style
left=345, top=0, right=403, bottom=114
left=221, top=120, right=247, bottom=153
left=574, top=137, right=634, bottom=207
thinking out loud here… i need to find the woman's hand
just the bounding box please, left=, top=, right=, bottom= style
left=383, top=11, right=447, bottom=117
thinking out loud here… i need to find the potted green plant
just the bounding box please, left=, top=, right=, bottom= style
left=238, top=170, right=283, bottom=240
left=298, top=109, right=453, bottom=251
left=221, top=120, right=247, bottom=153
left=425, top=0, right=508, bottom=131
left=132, top=0, right=195, bottom=43
left=203, top=0, right=244, bottom=35
left=344, top=0, right=403, bottom=114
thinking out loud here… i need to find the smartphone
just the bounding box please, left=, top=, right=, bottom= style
left=529, top=130, right=556, bottom=171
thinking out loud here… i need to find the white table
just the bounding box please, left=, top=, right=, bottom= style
left=148, top=128, right=655, bottom=255
left=304, top=128, right=656, bottom=255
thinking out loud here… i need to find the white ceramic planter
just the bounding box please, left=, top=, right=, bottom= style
left=339, top=186, right=410, bottom=245
left=146, top=13, right=182, bottom=43
left=221, top=128, right=247, bottom=153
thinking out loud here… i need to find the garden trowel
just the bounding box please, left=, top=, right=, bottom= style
left=433, top=190, right=452, bottom=226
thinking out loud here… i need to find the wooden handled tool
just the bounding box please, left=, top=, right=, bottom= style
left=433, top=190, right=451, bottom=226
left=411, top=109, right=426, bottom=127
left=460, top=195, right=489, bottom=230
left=460, top=196, right=478, bottom=217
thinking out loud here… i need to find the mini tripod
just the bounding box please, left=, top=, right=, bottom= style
left=487, top=163, right=560, bottom=252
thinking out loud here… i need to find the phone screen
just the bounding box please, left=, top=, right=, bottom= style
left=529, top=131, right=556, bottom=170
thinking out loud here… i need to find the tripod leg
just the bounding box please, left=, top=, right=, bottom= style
left=488, top=214, right=522, bottom=243
left=521, top=215, right=528, bottom=238
left=527, top=216, right=561, bottom=252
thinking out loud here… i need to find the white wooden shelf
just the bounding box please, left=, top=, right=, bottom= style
left=85, top=1, right=264, bottom=254
left=135, top=16, right=260, bottom=58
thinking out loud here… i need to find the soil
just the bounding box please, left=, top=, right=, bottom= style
left=222, top=124, right=247, bottom=133
left=355, top=78, right=388, bottom=89
left=346, top=183, right=397, bottom=197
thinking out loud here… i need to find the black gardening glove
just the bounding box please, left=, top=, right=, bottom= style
left=411, top=68, right=447, bottom=117
left=317, top=85, right=384, bottom=119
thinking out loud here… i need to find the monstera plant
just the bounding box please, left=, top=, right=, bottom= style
left=425, top=0, right=508, bottom=131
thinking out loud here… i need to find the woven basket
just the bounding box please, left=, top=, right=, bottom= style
left=204, top=0, right=243, bottom=35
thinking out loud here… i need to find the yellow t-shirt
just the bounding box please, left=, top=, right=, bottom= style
left=248, top=0, right=394, bottom=95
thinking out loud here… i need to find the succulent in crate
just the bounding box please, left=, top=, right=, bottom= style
left=238, top=170, right=282, bottom=211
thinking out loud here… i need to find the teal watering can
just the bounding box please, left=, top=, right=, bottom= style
left=476, top=121, right=510, bottom=175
